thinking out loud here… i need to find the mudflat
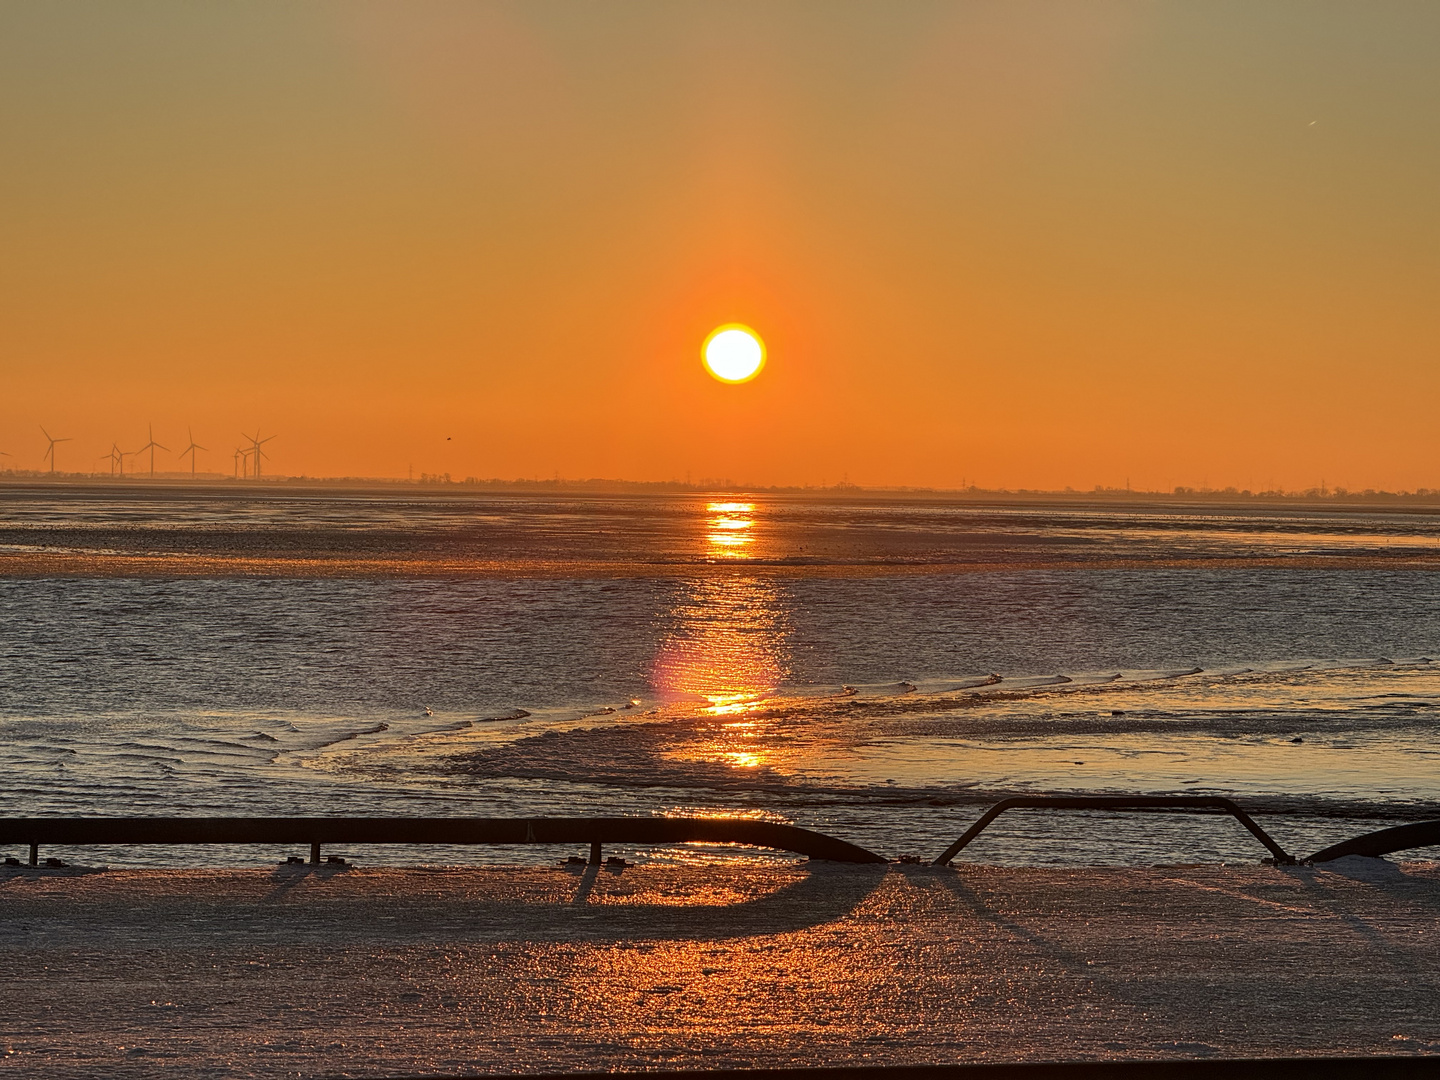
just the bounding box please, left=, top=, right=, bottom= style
left=2, top=860, right=1439, bottom=1077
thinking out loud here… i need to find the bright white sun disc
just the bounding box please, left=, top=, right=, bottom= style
left=703, top=325, right=765, bottom=383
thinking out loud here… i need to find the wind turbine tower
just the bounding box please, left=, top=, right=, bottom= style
left=179, top=428, right=207, bottom=478
left=107, top=443, right=134, bottom=479
left=245, top=431, right=276, bottom=479
left=40, top=427, right=72, bottom=476
left=137, top=423, right=168, bottom=478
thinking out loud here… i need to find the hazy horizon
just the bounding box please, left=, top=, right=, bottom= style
left=5, top=462, right=1440, bottom=502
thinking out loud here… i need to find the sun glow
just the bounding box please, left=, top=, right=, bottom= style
left=702, top=325, right=765, bottom=383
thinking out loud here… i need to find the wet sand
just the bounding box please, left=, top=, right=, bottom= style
left=2, top=860, right=1439, bottom=1077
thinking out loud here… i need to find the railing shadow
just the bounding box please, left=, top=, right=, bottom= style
left=95, top=860, right=893, bottom=946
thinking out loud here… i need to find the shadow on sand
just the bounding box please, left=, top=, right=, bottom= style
left=124, top=860, right=899, bottom=946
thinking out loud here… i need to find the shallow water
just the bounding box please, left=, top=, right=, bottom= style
left=1, top=485, right=1437, bottom=867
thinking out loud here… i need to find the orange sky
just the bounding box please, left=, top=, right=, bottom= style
left=2, top=2, right=1439, bottom=490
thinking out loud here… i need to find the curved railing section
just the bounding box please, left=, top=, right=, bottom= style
left=0, top=815, right=888, bottom=867
left=931, top=796, right=1297, bottom=866
left=1308, top=819, right=1440, bottom=863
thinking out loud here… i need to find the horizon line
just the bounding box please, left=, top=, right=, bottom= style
left=2, top=469, right=1440, bottom=504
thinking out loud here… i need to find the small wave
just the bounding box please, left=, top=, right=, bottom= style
left=310, top=722, right=392, bottom=749
left=167, top=736, right=275, bottom=754
left=845, top=681, right=923, bottom=696
left=103, top=751, right=186, bottom=765
left=923, top=674, right=1005, bottom=694
left=478, top=709, right=531, bottom=723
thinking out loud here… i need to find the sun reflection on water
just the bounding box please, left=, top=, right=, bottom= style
left=650, top=502, right=790, bottom=778
left=650, top=574, right=786, bottom=713
left=651, top=501, right=786, bottom=709
left=704, top=502, right=756, bottom=558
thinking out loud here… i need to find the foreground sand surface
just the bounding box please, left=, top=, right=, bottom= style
left=2, top=860, right=1439, bottom=1077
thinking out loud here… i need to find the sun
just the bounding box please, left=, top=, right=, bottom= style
left=702, top=324, right=766, bottom=384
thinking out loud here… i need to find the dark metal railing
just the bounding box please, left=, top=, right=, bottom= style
left=5, top=806, right=1437, bottom=870
left=0, top=815, right=888, bottom=867
left=1307, top=819, right=1440, bottom=863
left=931, top=796, right=1297, bottom=865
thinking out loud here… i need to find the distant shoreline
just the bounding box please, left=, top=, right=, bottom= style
left=4, top=474, right=1440, bottom=509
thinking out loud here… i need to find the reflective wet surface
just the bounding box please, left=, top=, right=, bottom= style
left=1, top=486, right=1438, bottom=866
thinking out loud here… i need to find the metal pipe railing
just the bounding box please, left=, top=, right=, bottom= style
left=932, top=796, right=1297, bottom=865
left=8, top=807, right=1435, bottom=870
left=0, top=815, right=888, bottom=866
left=1307, top=819, right=1440, bottom=863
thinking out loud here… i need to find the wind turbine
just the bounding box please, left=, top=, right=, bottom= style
left=106, top=443, right=134, bottom=479
left=40, top=427, right=71, bottom=476
left=136, top=423, right=168, bottom=477
left=245, top=430, right=276, bottom=479
left=100, top=445, right=120, bottom=478
left=179, top=428, right=207, bottom=478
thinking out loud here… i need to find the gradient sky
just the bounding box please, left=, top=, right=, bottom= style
left=2, top=2, right=1438, bottom=489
